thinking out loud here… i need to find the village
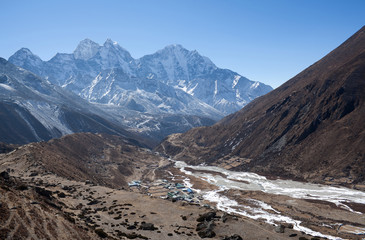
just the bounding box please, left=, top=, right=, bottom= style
left=128, top=178, right=206, bottom=205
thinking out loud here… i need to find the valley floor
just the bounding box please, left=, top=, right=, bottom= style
left=1, top=149, right=364, bottom=240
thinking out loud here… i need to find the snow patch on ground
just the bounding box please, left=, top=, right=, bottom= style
left=232, top=75, right=241, bottom=88
left=214, top=80, right=218, bottom=95
left=250, top=81, right=260, bottom=89
left=0, top=83, right=15, bottom=91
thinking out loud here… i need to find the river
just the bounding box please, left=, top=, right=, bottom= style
left=174, top=161, right=365, bottom=240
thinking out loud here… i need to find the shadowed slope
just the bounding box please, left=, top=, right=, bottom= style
left=157, top=26, right=365, bottom=185
left=0, top=58, right=153, bottom=147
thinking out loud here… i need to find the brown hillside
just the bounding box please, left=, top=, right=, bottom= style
left=1, top=133, right=321, bottom=240
left=157, top=26, right=365, bottom=185
left=0, top=175, right=100, bottom=239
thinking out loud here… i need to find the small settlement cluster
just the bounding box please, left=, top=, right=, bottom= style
left=128, top=179, right=204, bottom=204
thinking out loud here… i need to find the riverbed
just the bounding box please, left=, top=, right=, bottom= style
left=174, top=161, right=365, bottom=240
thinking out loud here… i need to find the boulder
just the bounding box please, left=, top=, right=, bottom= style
left=274, top=224, right=285, bottom=233
left=198, top=228, right=216, bottom=238
left=35, top=187, right=53, bottom=199
left=29, top=172, right=38, bottom=177
left=95, top=228, right=108, bottom=238
left=0, top=171, right=9, bottom=180
left=196, top=222, right=207, bottom=231
left=87, top=199, right=100, bottom=205
left=221, top=212, right=228, bottom=223
left=222, top=234, right=243, bottom=240
left=139, top=222, right=156, bottom=231
left=196, top=220, right=216, bottom=238
left=197, top=211, right=216, bottom=222
left=57, top=192, right=66, bottom=198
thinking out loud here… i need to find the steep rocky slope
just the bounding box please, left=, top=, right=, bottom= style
left=157, top=26, right=365, bottom=185
left=0, top=58, right=151, bottom=146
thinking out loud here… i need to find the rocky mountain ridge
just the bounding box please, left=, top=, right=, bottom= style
left=0, top=57, right=149, bottom=146
left=9, top=39, right=272, bottom=115
left=1, top=56, right=221, bottom=145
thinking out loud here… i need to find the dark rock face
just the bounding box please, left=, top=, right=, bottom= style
left=157, top=26, right=365, bottom=185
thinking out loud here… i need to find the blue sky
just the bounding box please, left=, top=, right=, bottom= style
left=1, top=0, right=364, bottom=88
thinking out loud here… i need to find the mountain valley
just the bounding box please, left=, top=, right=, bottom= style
left=0, top=23, right=364, bottom=240
left=2, top=132, right=364, bottom=239
left=158, top=26, right=365, bottom=187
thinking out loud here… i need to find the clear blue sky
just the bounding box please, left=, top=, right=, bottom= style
left=1, top=0, right=364, bottom=88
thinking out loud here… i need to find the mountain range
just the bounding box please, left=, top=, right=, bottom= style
left=0, top=57, right=149, bottom=146
left=9, top=39, right=272, bottom=116
left=157, top=26, right=365, bottom=185
left=6, top=39, right=272, bottom=144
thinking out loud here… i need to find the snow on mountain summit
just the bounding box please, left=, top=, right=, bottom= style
left=9, top=48, right=41, bottom=63
left=136, top=44, right=271, bottom=114
left=97, top=38, right=134, bottom=71
left=104, top=38, right=120, bottom=47
left=9, top=39, right=273, bottom=115
left=8, top=48, right=44, bottom=77
left=73, top=38, right=100, bottom=60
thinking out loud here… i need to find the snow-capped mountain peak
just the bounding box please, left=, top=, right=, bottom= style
left=95, top=39, right=134, bottom=71
left=102, top=38, right=131, bottom=56
left=73, top=38, right=100, bottom=60
left=15, top=47, right=35, bottom=56
left=9, top=39, right=273, bottom=115
left=10, top=48, right=42, bottom=62
left=8, top=48, right=44, bottom=76
left=157, top=44, right=192, bottom=58
left=162, top=44, right=185, bottom=51
left=104, top=38, right=119, bottom=46
left=152, top=44, right=216, bottom=70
